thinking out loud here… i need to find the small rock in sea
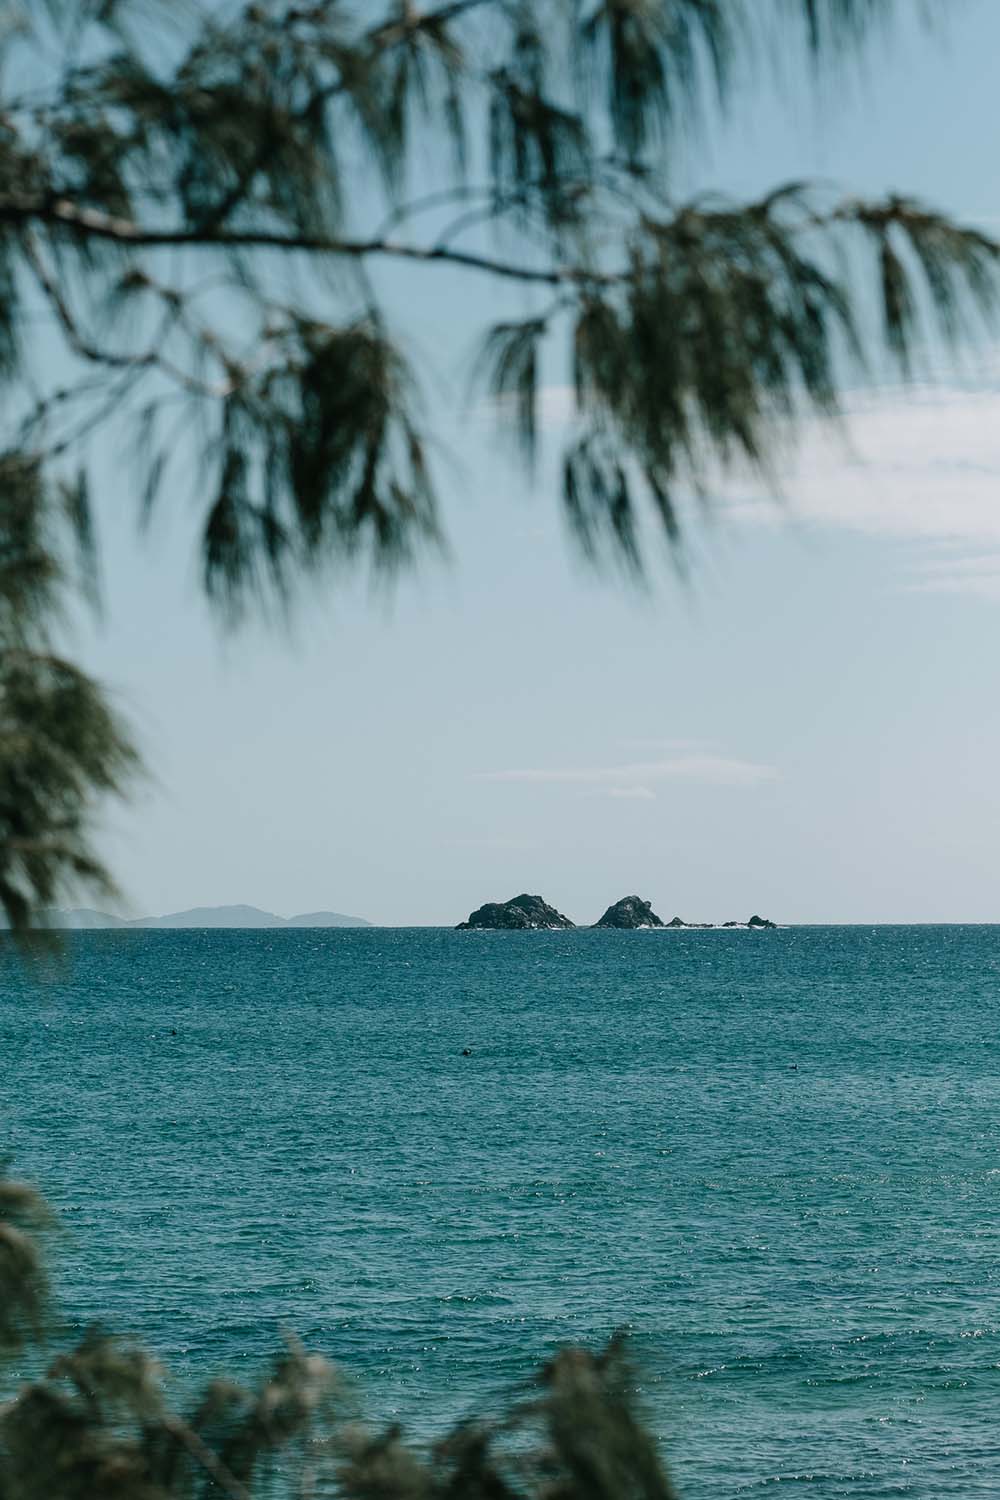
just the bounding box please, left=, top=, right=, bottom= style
left=461, top=1048, right=473, bottom=1057
left=456, top=894, right=575, bottom=930
left=593, top=896, right=665, bottom=929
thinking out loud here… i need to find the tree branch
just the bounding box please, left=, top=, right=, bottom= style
left=15, top=197, right=609, bottom=285
left=23, top=231, right=156, bottom=373
left=160, top=1416, right=254, bottom=1500
left=23, top=231, right=240, bottom=396
left=197, top=0, right=499, bottom=232
left=283, top=0, right=499, bottom=39
left=367, top=0, right=498, bottom=44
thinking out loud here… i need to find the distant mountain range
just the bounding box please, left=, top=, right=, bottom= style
left=33, top=905, right=372, bottom=930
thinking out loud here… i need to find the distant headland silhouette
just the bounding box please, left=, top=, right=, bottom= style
left=26, top=905, right=372, bottom=931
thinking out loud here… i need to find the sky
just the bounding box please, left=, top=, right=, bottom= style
left=73, top=0, right=1000, bottom=925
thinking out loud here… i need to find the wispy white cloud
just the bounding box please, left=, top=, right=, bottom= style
left=532, top=374, right=1000, bottom=598
left=902, top=551, right=1000, bottom=601
left=608, top=785, right=657, bottom=800
left=726, top=382, right=1000, bottom=548
left=474, top=751, right=776, bottom=789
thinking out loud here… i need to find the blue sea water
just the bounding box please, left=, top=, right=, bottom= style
left=3, top=925, right=1000, bottom=1497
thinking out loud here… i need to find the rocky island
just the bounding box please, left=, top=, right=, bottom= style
left=594, top=896, right=665, bottom=929
left=457, top=895, right=779, bottom=930
left=457, top=894, right=575, bottom=930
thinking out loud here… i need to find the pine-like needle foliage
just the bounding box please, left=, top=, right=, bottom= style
left=0, top=1170, right=674, bottom=1500
left=0, top=1174, right=51, bottom=1357
left=0, top=0, right=995, bottom=930
left=0, top=457, right=136, bottom=938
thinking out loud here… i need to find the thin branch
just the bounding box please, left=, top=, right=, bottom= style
left=368, top=0, right=498, bottom=44
left=23, top=231, right=155, bottom=373
left=160, top=1415, right=254, bottom=1500
left=23, top=231, right=239, bottom=396
left=48, top=362, right=151, bottom=460
left=12, top=198, right=609, bottom=284
left=199, top=0, right=499, bottom=232
left=283, top=0, right=499, bottom=39
left=374, top=183, right=495, bottom=240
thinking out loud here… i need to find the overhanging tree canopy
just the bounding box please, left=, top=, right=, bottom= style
left=0, top=0, right=995, bottom=933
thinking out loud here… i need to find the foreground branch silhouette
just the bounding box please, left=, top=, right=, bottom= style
left=0, top=1172, right=676, bottom=1500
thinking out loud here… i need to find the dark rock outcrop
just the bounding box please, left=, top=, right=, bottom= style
left=457, top=894, right=575, bottom=930
left=455, top=896, right=776, bottom=932
left=594, top=896, right=665, bottom=929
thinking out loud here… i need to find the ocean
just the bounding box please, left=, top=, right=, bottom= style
left=3, top=924, right=1000, bottom=1497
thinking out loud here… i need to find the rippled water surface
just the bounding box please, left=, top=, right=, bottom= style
left=4, top=925, right=1000, bottom=1497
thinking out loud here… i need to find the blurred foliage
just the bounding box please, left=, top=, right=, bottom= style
left=0, top=0, right=994, bottom=932
left=0, top=1170, right=677, bottom=1500
left=0, top=456, right=136, bottom=939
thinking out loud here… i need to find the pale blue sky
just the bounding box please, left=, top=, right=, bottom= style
left=77, top=0, right=1000, bottom=925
